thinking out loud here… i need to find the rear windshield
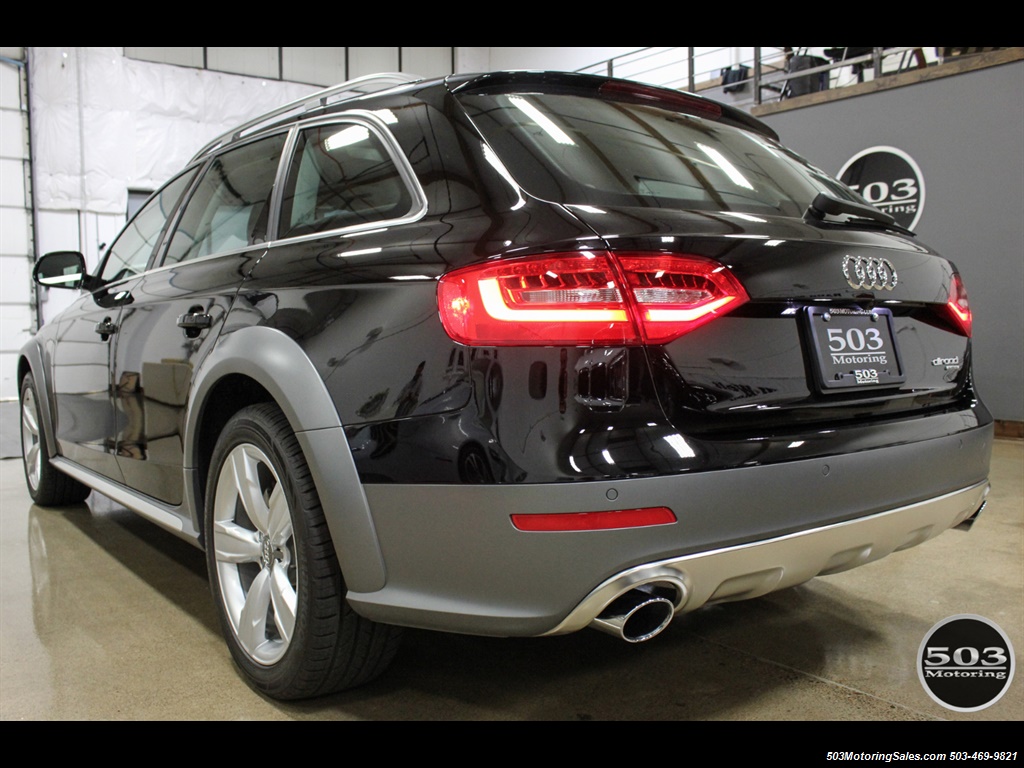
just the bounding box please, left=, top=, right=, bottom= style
left=457, top=91, right=861, bottom=218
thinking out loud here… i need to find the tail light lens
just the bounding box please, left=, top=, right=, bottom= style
left=438, top=253, right=634, bottom=346
left=945, top=272, right=972, bottom=337
left=617, top=255, right=749, bottom=344
left=438, top=251, right=747, bottom=346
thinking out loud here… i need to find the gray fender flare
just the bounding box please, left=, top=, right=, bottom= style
left=186, top=325, right=386, bottom=593
left=18, top=339, right=58, bottom=459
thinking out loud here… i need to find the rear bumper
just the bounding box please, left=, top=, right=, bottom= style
left=344, top=417, right=992, bottom=637
left=545, top=478, right=989, bottom=636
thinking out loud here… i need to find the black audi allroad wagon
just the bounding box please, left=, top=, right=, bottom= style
left=19, top=71, right=992, bottom=699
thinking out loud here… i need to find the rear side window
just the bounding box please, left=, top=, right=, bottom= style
left=278, top=122, right=413, bottom=239
left=163, top=133, right=286, bottom=266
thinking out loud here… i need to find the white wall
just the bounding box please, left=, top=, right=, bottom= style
left=1, top=52, right=33, bottom=399
left=30, top=47, right=320, bottom=216
left=27, top=47, right=322, bottom=331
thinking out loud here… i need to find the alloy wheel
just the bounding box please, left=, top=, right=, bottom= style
left=211, top=443, right=297, bottom=666
left=21, top=385, right=41, bottom=492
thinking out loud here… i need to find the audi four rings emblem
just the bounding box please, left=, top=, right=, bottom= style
left=842, top=255, right=898, bottom=291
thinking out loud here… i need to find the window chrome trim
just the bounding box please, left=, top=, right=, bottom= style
left=93, top=110, right=428, bottom=290
left=101, top=246, right=271, bottom=287
left=265, top=110, right=428, bottom=247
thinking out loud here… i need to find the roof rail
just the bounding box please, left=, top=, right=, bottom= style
left=191, top=72, right=422, bottom=161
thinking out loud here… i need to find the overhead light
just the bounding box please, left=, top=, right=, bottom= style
left=325, top=125, right=370, bottom=151
left=698, top=143, right=754, bottom=190
left=509, top=96, right=576, bottom=145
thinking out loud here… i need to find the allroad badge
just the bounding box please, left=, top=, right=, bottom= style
left=842, top=255, right=898, bottom=291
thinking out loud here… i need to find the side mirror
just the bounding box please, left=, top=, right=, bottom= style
left=34, top=251, right=89, bottom=290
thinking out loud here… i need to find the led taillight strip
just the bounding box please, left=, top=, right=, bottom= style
left=478, top=279, right=628, bottom=324
left=644, top=296, right=739, bottom=324
left=438, top=251, right=748, bottom=346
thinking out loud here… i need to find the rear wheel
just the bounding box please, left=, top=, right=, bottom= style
left=20, top=373, right=90, bottom=506
left=205, top=403, right=401, bottom=699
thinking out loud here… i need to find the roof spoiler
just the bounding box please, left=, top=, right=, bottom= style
left=447, top=70, right=779, bottom=142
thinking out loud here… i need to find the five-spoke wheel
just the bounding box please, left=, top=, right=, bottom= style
left=205, top=403, right=401, bottom=699
left=19, top=373, right=90, bottom=506
left=21, top=382, right=42, bottom=493
left=211, top=442, right=297, bottom=665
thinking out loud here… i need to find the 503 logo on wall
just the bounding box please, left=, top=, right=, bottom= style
left=838, top=146, right=925, bottom=230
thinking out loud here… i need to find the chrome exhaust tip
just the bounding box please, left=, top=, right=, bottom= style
left=590, top=585, right=678, bottom=643
left=955, top=485, right=989, bottom=531
left=955, top=499, right=987, bottom=531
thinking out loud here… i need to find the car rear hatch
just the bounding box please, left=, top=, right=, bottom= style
left=562, top=207, right=975, bottom=435
left=452, top=73, right=980, bottom=441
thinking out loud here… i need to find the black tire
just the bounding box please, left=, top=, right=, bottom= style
left=204, top=403, right=402, bottom=700
left=19, top=373, right=91, bottom=506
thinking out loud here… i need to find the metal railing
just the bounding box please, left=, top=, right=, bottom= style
left=576, top=47, right=957, bottom=111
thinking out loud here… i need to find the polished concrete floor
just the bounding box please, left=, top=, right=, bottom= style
left=1, top=441, right=1021, bottom=721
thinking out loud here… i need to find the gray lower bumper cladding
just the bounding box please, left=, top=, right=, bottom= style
left=345, top=424, right=992, bottom=639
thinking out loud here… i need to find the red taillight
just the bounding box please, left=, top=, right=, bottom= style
left=438, top=251, right=748, bottom=346
left=510, top=506, right=677, bottom=532
left=438, top=253, right=636, bottom=346
left=946, top=272, right=972, bottom=337
left=617, top=255, right=749, bottom=344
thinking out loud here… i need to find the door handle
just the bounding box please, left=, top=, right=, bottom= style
left=177, top=310, right=213, bottom=338
left=94, top=317, right=117, bottom=340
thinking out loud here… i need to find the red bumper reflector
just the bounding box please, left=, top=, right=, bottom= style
left=510, top=506, right=677, bottom=532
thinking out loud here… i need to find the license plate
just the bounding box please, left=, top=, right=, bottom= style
left=805, top=307, right=905, bottom=391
